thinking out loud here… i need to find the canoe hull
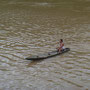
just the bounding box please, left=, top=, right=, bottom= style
left=26, top=48, right=70, bottom=60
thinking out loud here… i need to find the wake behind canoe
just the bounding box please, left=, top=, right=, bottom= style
left=26, top=48, right=70, bottom=60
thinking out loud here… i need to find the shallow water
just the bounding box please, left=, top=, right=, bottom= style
left=0, top=0, right=90, bottom=90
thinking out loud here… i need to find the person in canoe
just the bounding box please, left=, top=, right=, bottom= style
left=57, top=39, right=65, bottom=52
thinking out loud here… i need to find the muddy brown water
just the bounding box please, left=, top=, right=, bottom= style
left=0, top=0, right=90, bottom=90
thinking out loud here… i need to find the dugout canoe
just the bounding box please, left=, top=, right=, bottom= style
left=26, top=48, right=70, bottom=60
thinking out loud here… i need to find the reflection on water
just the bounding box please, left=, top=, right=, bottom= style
left=0, top=0, right=90, bottom=90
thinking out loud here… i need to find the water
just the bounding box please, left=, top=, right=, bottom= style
left=0, top=0, right=90, bottom=90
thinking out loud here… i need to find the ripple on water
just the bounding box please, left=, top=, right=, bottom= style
left=0, top=29, right=9, bottom=34
left=0, top=1, right=90, bottom=90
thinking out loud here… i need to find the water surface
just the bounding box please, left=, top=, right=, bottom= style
left=0, top=0, right=90, bottom=90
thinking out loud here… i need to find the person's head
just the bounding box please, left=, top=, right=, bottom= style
left=60, top=39, right=63, bottom=43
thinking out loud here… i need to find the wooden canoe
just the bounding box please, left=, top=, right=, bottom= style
left=26, top=48, right=70, bottom=60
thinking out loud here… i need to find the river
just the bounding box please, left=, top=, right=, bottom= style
left=0, top=0, right=90, bottom=90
